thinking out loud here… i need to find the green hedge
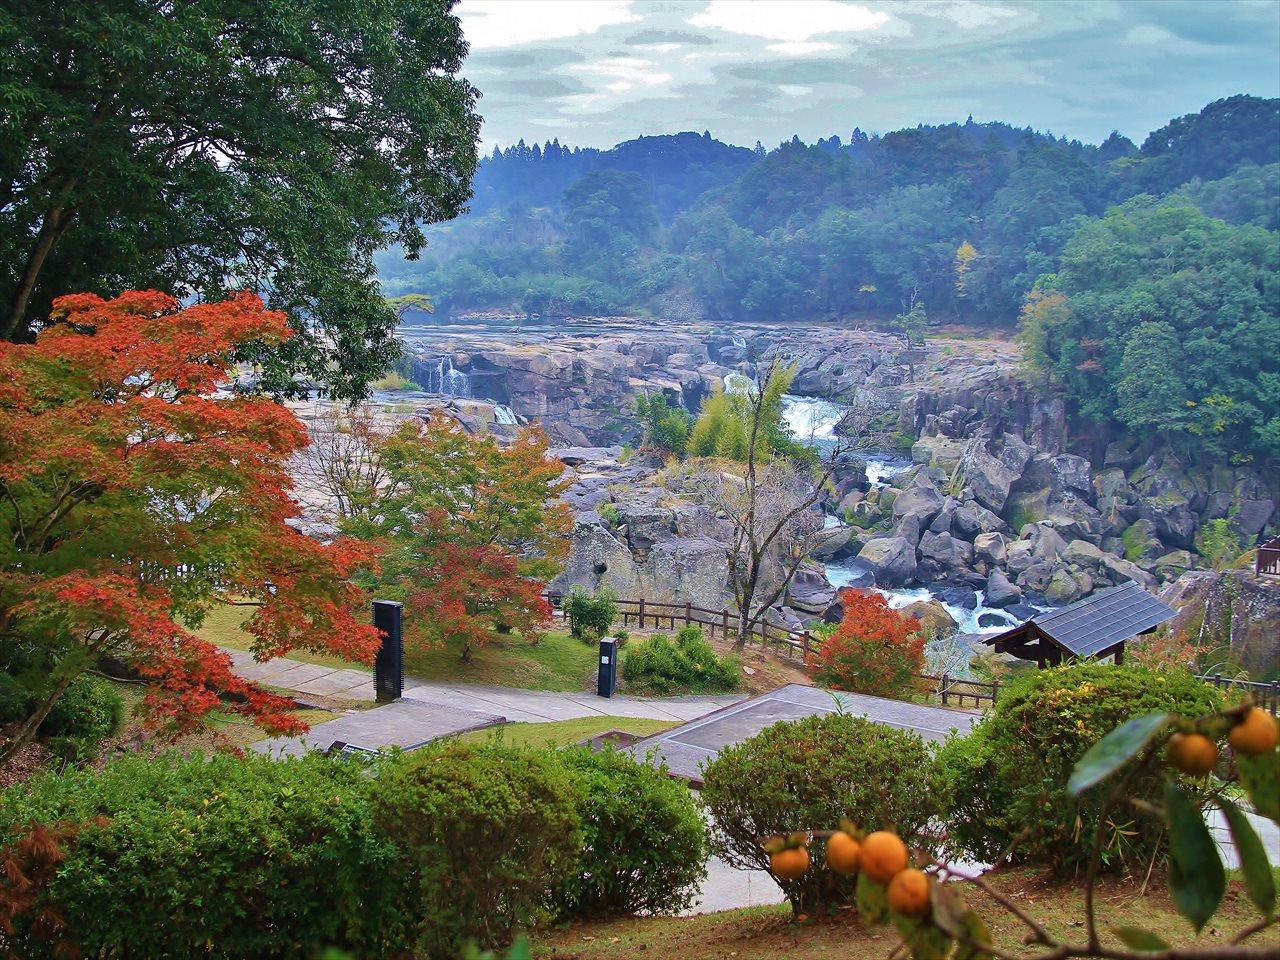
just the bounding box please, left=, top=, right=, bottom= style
left=0, top=752, right=407, bottom=959
left=622, top=626, right=738, bottom=694
left=700, top=712, right=939, bottom=916
left=555, top=746, right=708, bottom=918
left=935, top=663, right=1223, bottom=871
left=563, top=587, right=618, bottom=640
left=0, top=672, right=124, bottom=758
left=371, top=740, right=582, bottom=959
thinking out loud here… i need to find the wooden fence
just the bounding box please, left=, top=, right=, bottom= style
left=545, top=591, right=1279, bottom=715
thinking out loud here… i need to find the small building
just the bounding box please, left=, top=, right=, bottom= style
left=1257, top=536, right=1280, bottom=578
left=983, top=581, right=1176, bottom=667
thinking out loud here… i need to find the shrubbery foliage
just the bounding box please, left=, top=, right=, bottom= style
left=622, top=626, right=739, bottom=694
left=935, top=663, right=1223, bottom=870
left=370, top=741, right=582, bottom=959
left=700, top=712, right=939, bottom=915
left=563, top=587, right=619, bottom=640
left=0, top=752, right=407, bottom=958
left=555, top=746, right=708, bottom=918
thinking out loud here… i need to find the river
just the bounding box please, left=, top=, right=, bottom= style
left=779, top=394, right=1029, bottom=637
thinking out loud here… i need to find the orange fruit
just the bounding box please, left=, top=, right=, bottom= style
left=770, top=846, right=810, bottom=880
left=826, top=831, right=862, bottom=875
left=1228, top=708, right=1279, bottom=756
left=887, top=868, right=931, bottom=916
left=861, top=831, right=908, bottom=883
left=1167, top=732, right=1219, bottom=777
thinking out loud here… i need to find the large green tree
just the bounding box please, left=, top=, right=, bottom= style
left=0, top=0, right=479, bottom=398
left=1026, top=196, right=1280, bottom=462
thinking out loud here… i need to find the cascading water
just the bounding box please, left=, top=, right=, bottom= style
left=422, top=355, right=472, bottom=398
left=493, top=405, right=517, bottom=425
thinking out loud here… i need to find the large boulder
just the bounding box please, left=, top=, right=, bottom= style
left=973, top=532, right=1008, bottom=566
left=787, top=565, right=839, bottom=616
left=918, top=531, right=973, bottom=571
left=892, top=475, right=944, bottom=525
left=1162, top=570, right=1280, bottom=676
left=901, top=600, right=957, bottom=637
left=964, top=448, right=1017, bottom=513
left=985, top=568, right=1022, bottom=607
left=1045, top=569, right=1090, bottom=604
left=811, top=525, right=857, bottom=562
left=856, top=537, right=918, bottom=587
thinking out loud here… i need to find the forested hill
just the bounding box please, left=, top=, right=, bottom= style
left=377, top=94, right=1280, bottom=468
left=377, top=95, right=1278, bottom=325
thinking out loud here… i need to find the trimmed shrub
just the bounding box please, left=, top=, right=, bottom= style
left=564, top=587, right=618, bottom=640
left=554, top=746, right=708, bottom=918
left=622, top=626, right=738, bottom=694
left=701, top=712, right=939, bottom=916
left=0, top=752, right=407, bottom=959
left=935, top=663, right=1223, bottom=871
left=371, top=741, right=582, bottom=959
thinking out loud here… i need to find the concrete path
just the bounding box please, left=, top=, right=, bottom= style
left=400, top=682, right=744, bottom=725
left=225, top=648, right=379, bottom=701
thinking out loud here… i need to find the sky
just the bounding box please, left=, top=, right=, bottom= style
left=457, top=0, right=1280, bottom=150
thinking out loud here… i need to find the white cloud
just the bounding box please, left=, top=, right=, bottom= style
left=688, top=0, right=890, bottom=48
left=918, top=1, right=1019, bottom=31
left=778, top=84, right=814, bottom=97
left=568, top=56, right=673, bottom=95
left=459, top=0, right=639, bottom=50
left=768, top=40, right=839, bottom=55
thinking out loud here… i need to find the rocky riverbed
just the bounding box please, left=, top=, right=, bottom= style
left=288, top=318, right=1279, bottom=676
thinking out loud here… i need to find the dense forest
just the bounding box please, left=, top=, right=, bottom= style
left=378, top=95, right=1280, bottom=465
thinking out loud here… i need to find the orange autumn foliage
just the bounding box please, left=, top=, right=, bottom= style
left=0, top=290, right=381, bottom=760
left=807, top=589, right=925, bottom=698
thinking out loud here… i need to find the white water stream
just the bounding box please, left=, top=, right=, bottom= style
left=780, top=394, right=1034, bottom=636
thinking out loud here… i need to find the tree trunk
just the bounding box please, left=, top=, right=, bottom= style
left=3, top=179, right=76, bottom=342
left=0, top=675, right=72, bottom=769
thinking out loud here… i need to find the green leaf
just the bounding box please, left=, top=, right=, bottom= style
left=903, top=921, right=953, bottom=960
left=1111, top=926, right=1171, bottom=951
left=1219, top=798, right=1276, bottom=917
left=953, top=910, right=994, bottom=960
left=1164, top=780, right=1225, bottom=932
left=1068, top=713, right=1169, bottom=796
left=1237, top=750, right=1280, bottom=823
left=857, top=871, right=889, bottom=924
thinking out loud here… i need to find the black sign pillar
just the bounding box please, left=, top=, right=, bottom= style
left=373, top=600, right=403, bottom=704
left=596, top=637, right=618, bottom=698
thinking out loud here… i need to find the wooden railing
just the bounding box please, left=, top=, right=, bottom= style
left=1256, top=537, right=1280, bottom=578
left=544, top=591, right=1279, bottom=715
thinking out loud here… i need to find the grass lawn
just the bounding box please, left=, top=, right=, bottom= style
left=533, top=868, right=1270, bottom=959
left=403, top=629, right=599, bottom=691
left=194, top=601, right=600, bottom=691
left=453, top=715, right=675, bottom=749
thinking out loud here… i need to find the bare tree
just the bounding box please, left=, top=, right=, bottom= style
left=291, top=402, right=408, bottom=524
left=690, top=362, right=846, bottom=649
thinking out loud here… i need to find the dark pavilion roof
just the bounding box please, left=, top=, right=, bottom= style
left=984, top=581, right=1176, bottom=659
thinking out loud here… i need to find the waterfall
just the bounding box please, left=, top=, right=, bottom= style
left=730, top=334, right=747, bottom=349
left=422, top=355, right=472, bottom=398
left=722, top=372, right=753, bottom=394
left=493, top=404, right=517, bottom=425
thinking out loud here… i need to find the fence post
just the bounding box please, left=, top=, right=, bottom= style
left=991, top=679, right=999, bottom=706
left=685, top=601, right=692, bottom=628
left=638, top=597, right=646, bottom=630
left=721, top=608, right=729, bottom=641
left=802, top=631, right=811, bottom=658
left=940, top=673, right=949, bottom=707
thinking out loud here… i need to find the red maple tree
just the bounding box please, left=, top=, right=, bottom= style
left=807, top=589, right=925, bottom=698
left=0, top=290, right=381, bottom=764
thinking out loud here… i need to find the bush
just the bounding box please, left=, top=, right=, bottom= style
left=700, top=712, right=939, bottom=915
left=935, top=663, right=1223, bottom=872
left=41, top=675, right=125, bottom=744
left=622, top=626, right=738, bottom=694
left=563, top=586, right=618, bottom=640
left=807, top=589, right=924, bottom=699
left=554, top=746, right=708, bottom=918
left=0, top=752, right=407, bottom=959
left=371, top=740, right=582, bottom=959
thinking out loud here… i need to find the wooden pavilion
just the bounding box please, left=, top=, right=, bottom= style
left=983, top=581, right=1176, bottom=667
left=1257, top=536, right=1280, bottom=578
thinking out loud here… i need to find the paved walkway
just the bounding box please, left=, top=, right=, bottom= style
left=235, top=647, right=745, bottom=756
